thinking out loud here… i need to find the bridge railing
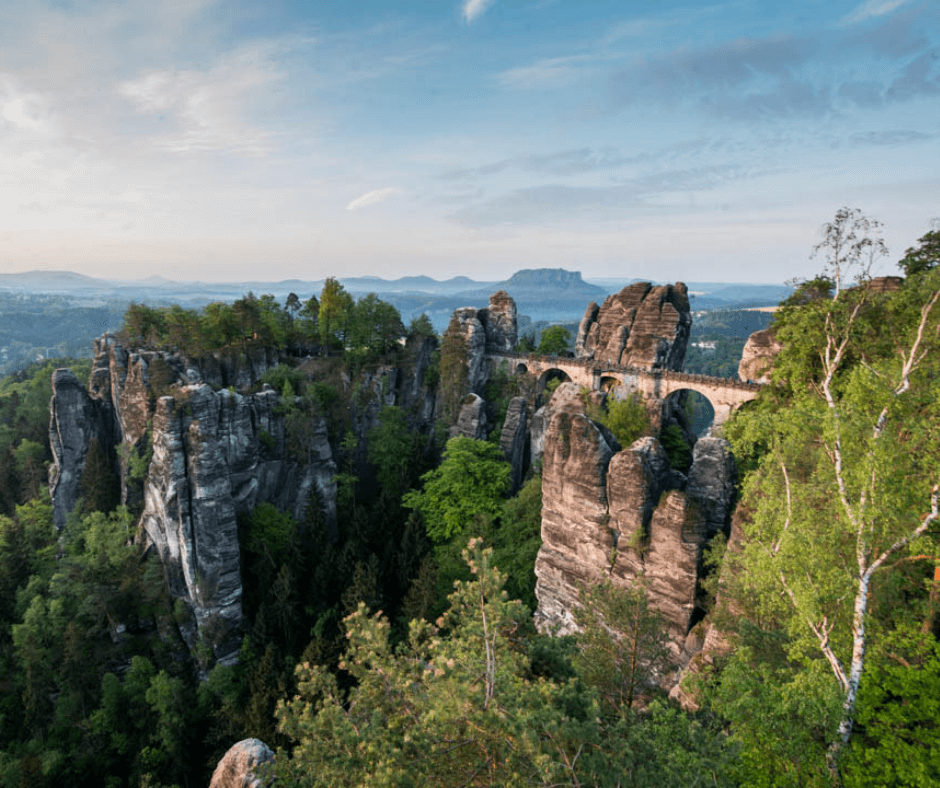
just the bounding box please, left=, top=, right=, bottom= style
left=488, top=351, right=764, bottom=392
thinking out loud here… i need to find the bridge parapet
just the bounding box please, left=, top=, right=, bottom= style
left=488, top=351, right=765, bottom=393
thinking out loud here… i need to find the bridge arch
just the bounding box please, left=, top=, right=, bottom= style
left=664, top=388, right=716, bottom=437
left=537, top=367, right=572, bottom=406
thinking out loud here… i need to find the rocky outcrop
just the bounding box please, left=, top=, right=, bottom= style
left=449, top=307, right=488, bottom=394
left=453, top=393, right=487, bottom=440
left=534, top=406, right=619, bottom=635
left=209, top=738, right=274, bottom=788
left=447, top=292, right=518, bottom=395
left=479, top=290, right=517, bottom=353
left=534, top=397, right=736, bottom=672
left=575, top=282, right=691, bottom=371
left=528, top=382, right=591, bottom=467
left=49, top=338, right=339, bottom=666
left=140, top=384, right=337, bottom=662
left=49, top=368, right=120, bottom=529
left=737, top=328, right=782, bottom=384
left=500, top=397, right=528, bottom=493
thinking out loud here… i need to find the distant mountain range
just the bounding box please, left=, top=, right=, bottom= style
left=0, top=268, right=791, bottom=331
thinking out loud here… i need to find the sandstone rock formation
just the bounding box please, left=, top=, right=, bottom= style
left=575, top=282, right=691, bottom=371
left=453, top=392, right=487, bottom=440
left=480, top=289, right=518, bottom=353
left=534, top=397, right=736, bottom=672
left=447, top=292, right=518, bottom=395
left=737, top=328, right=782, bottom=384
left=529, top=383, right=593, bottom=467
left=49, top=368, right=120, bottom=530
left=499, top=396, right=528, bottom=493
left=448, top=307, right=488, bottom=395
left=209, top=738, right=274, bottom=788
left=49, top=338, right=338, bottom=665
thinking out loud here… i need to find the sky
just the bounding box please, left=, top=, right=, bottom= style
left=0, top=0, right=938, bottom=284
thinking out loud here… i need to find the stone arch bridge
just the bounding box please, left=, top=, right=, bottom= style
left=488, top=352, right=763, bottom=428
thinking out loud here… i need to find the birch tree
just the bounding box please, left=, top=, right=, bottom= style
left=718, top=213, right=940, bottom=784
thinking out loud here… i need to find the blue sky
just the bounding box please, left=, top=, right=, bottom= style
left=0, top=0, right=937, bottom=283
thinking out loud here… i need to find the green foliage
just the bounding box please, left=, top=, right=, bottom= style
left=348, top=293, right=405, bottom=357
left=318, top=277, right=355, bottom=353
left=843, top=626, right=940, bottom=787
left=260, top=363, right=306, bottom=396
left=537, top=324, right=571, bottom=355
left=659, top=423, right=692, bottom=471
left=403, top=437, right=511, bottom=542
left=515, top=332, right=537, bottom=353
left=437, top=317, right=470, bottom=424
left=712, top=230, right=940, bottom=779
left=897, top=229, right=940, bottom=277
left=78, top=437, right=120, bottom=514
left=573, top=579, right=674, bottom=713
left=245, top=503, right=297, bottom=574
left=271, top=540, right=739, bottom=787
left=367, top=406, right=421, bottom=501
left=491, top=475, right=543, bottom=610
left=593, top=394, right=651, bottom=448
left=408, top=312, right=435, bottom=338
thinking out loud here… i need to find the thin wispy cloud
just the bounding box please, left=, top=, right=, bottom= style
left=463, top=0, right=495, bottom=24
left=118, top=45, right=283, bottom=155
left=346, top=187, right=400, bottom=211
left=841, top=0, right=910, bottom=26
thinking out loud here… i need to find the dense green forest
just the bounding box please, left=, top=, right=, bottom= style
left=0, top=294, right=126, bottom=376
left=0, top=222, right=938, bottom=787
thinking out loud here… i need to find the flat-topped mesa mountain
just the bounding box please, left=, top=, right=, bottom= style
left=48, top=333, right=438, bottom=666
left=575, top=281, right=692, bottom=370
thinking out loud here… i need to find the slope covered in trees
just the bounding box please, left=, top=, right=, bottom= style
left=0, top=214, right=938, bottom=786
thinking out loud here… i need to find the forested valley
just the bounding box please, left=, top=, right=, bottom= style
left=0, top=222, right=939, bottom=788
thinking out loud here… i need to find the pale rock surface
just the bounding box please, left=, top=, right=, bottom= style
left=479, top=289, right=518, bottom=353
left=529, top=382, right=587, bottom=467
left=534, top=394, right=737, bottom=677
left=534, top=408, right=617, bottom=635
left=49, top=368, right=120, bottom=529
left=737, top=328, right=782, bottom=384
left=449, top=307, right=488, bottom=394
left=50, top=338, right=338, bottom=665
left=209, top=738, right=274, bottom=788
left=447, top=292, right=518, bottom=395
left=575, top=282, right=691, bottom=371
left=453, top=393, right=487, bottom=440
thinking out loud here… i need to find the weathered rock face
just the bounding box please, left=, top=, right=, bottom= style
left=449, top=307, right=488, bottom=394
left=534, top=406, right=618, bottom=635
left=140, top=384, right=337, bottom=662
left=575, top=282, right=691, bottom=371
left=448, top=292, right=518, bottom=394
left=49, top=338, right=339, bottom=665
left=534, top=399, right=736, bottom=671
left=453, top=392, right=488, bottom=440
left=479, top=289, right=518, bottom=353
left=670, top=506, right=747, bottom=709
left=737, top=327, right=782, bottom=384
left=500, top=396, right=529, bottom=493
left=209, top=738, right=274, bottom=788
left=529, top=382, right=589, bottom=467
left=49, top=368, right=120, bottom=530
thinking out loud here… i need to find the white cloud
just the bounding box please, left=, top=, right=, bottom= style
left=117, top=45, right=283, bottom=154
left=346, top=187, right=400, bottom=211
left=841, top=0, right=909, bottom=25
left=462, top=0, right=495, bottom=24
